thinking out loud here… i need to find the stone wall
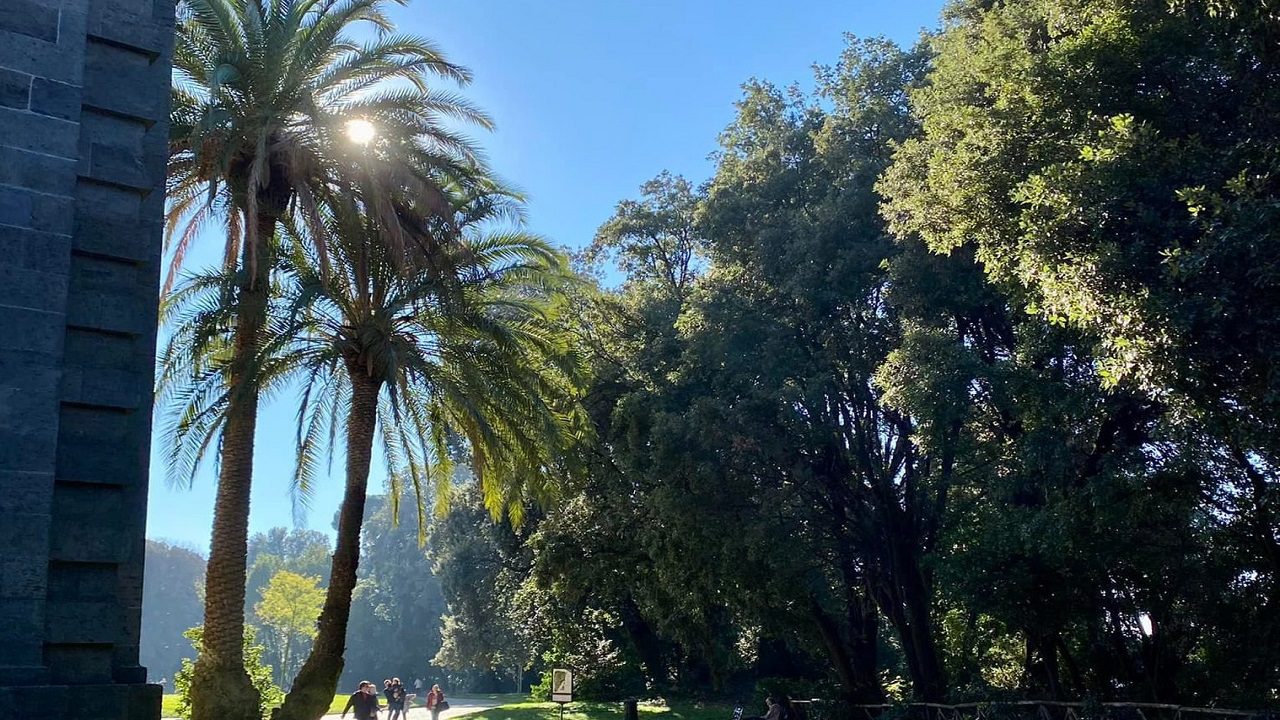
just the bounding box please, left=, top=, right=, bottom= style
left=0, top=0, right=173, bottom=718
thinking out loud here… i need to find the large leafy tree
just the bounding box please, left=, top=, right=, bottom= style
left=430, top=485, right=541, bottom=693
left=165, top=1, right=488, bottom=717
left=879, top=0, right=1280, bottom=699
left=254, top=571, right=325, bottom=688
left=245, top=529, right=333, bottom=618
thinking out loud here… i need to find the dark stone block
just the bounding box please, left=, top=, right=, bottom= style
left=88, top=142, right=149, bottom=190
left=115, top=663, right=149, bottom=685
left=46, top=644, right=114, bottom=684
left=75, top=176, right=142, bottom=225
left=63, top=328, right=136, bottom=370
left=65, top=255, right=148, bottom=335
left=55, top=428, right=142, bottom=486
left=83, top=42, right=166, bottom=123
left=0, top=262, right=70, bottom=313
left=47, top=561, right=117, bottom=601
left=29, top=192, right=76, bottom=236
left=127, top=683, right=164, bottom=718
left=0, top=306, right=64, bottom=356
left=0, top=345, right=62, bottom=390
left=46, top=600, right=121, bottom=643
left=0, top=225, right=74, bottom=275
left=30, top=78, right=81, bottom=122
left=60, top=364, right=145, bottom=409
left=0, top=471, right=54, bottom=515
left=0, top=68, right=31, bottom=110
left=0, top=186, right=34, bottom=227
left=0, top=106, right=78, bottom=159
left=0, top=555, right=47, bottom=598
left=0, top=425, right=59, bottom=473
left=49, top=483, right=128, bottom=563
left=56, top=403, right=131, bottom=445
left=9, top=684, right=71, bottom=716
left=0, top=0, right=61, bottom=43
left=72, top=214, right=155, bottom=262
left=0, top=599, right=44, bottom=650
left=87, top=1, right=173, bottom=57
left=0, top=514, right=52, bottom=586
left=23, top=227, right=73, bottom=273
left=0, top=7, right=87, bottom=86
left=0, top=146, right=77, bottom=196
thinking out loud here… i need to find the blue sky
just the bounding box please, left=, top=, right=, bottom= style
left=145, top=0, right=947, bottom=551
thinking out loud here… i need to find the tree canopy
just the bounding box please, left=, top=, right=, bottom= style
left=428, top=6, right=1280, bottom=708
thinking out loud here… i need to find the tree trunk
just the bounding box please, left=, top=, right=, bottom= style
left=811, top=600, right=882, bottom=704
left=896, top=560, right=947, bottom=702
left=276, top=365, right=382, bottom=720
left=281, top=634, right=292, bottom=689
left=189, top=214, right=274, bottom=720
left=620, top=594, right=669, bottom=689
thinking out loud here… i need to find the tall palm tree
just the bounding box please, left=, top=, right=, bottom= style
left=166, top=2, right=489, bottom=717
left=159, top=188, right=590, bottom=720
left=269, top=190, right=588, bottom=720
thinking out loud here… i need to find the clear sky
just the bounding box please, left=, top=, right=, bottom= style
left=145, top=0, right=948, bottom=551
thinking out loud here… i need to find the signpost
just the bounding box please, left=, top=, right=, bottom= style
left=551, top=668, right=573, bottom=720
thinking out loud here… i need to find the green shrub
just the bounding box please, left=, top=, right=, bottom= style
left=529, top=671, right=551, bottom=702
left=173, top=625, right=284, bottom=719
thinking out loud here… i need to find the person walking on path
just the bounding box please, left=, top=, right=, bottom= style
left=341, top=681, right=382, bottom=720
left=426, top=684, right=448, bottom=720
left=387, top=678, right=407, bottom=720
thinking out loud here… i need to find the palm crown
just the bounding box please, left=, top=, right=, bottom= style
left=167, top=0, right=492, bottom=287
left=280, top=189, right=591, bottom=528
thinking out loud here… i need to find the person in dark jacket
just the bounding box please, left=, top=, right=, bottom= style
left=387, top=678, right=407, bottom=720
left=342, top=681, right=382, bottom=720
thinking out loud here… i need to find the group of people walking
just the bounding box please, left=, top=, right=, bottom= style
left=341, top=677, right=447, bottom=720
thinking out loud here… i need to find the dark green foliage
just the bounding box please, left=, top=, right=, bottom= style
left=405, top=2, right=1280, bottom=709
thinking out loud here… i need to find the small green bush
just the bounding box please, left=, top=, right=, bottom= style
left=529, top=671, right=552, bottom=702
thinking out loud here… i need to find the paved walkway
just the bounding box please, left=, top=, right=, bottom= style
left=324, top=697, right=507, bottom=720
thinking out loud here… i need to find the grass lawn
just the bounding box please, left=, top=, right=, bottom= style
left=161, top=694, right=184, bottom=718
left=161, top=693, right=349, bottom=717
left=464, top=701, right=735, bottom=720
left=160, top=692, right=533, bottom=718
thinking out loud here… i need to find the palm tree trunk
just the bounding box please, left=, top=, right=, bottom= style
left=276, top=363, right=382, bottom=720
left=190, top=214, right=274, bottom=720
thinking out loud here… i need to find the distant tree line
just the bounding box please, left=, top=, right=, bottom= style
left=142, top=496, right=453, bottom=695
left=428, top=0, right=1280, bottom=709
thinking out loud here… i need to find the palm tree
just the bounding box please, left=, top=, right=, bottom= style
left=166, top=2, right=489, bottom=717
left=268, top=190, right=588, bottom=720
left=159, top=188, right=589, bottom=720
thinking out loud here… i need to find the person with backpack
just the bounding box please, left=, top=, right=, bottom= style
left=426, top=684, right=449, bottom=720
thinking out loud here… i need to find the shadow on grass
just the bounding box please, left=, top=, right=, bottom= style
left=463, top=701, right=735, bottom=720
